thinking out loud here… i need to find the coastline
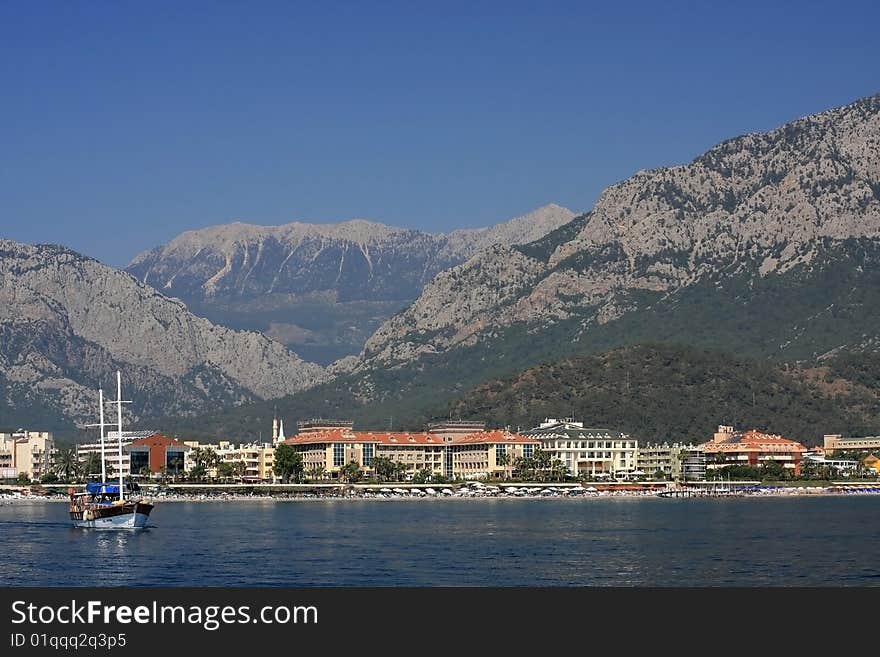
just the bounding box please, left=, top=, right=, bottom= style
left=3, top=482, right=880, bottom=504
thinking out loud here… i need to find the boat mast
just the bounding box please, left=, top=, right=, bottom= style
left=98, top=388, right=106, bottom=483
left=116, top=371, right=124, bottom=502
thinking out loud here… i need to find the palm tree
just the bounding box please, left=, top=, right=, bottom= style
left=497, top=452, right=511, bottom=481
left=77, top=452, right=102, bottom=479
left=233, top=460, right=247, bottom=482
left=54, top=448, right=79, bottom=482
left=308, top=465, right=326, bottom=482
left=340, top=460, right=362, bottom=483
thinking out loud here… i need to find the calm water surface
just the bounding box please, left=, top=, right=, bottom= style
left=1, top=497, right=878, bottom=586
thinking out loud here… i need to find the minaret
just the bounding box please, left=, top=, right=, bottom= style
left=277, top=418, right=285, bottom=443
left=272, top=411, right=279, bottom=442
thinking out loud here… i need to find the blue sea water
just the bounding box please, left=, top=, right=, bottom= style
left=1, top=496, right=878, bottom=586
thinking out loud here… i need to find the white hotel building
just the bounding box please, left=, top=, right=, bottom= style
left=522, top=418, right=638, bottom=478
left=76, top=430, right=157, bottom=478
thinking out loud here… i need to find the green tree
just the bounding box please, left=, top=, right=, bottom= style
left=513, top=456, right=534, bottom=480
left=217, top=462, right=236, bottom=481
left=653, top=469, right=667, bottom=481
left=16, top=472, right=30, bottom=484
left=54, top=447, right=79, bottom=482
left=188, top=465, right=207, bottom=482
left=760, top=460, right=786, bottom=481
left=273, top=444, right=304, bottom=483
left=40, top=472, right=59, bottom=484
left=412, top=468, right=434, bottom=484
left=550, top=459, right=567, bottom=482
left=190, top=447, right=220, bottom=480
left=340, top=460, right=363, bottom=483
left=76, top=452, right=102, bottom=479
left=532, top=449, right=551, bottom=482
left=371, top=456, right=396, bottom=481
left=307, top=465, right=326, bottom=482
left=233, top=460, right=247, bottom=482
left=497, top=451, right=512, bottom=480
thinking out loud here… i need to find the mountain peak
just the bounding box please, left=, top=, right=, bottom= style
left=125, top=205, right=576, bottom=364
left=357, top=91, right=880, bottom=370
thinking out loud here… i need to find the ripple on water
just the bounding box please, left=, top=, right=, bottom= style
left=1, top=497, right=879, bottom=586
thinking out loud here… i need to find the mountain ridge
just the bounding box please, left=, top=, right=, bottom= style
left=126, top=203, right=576, bottom=363
left=357, top=92, right=880, bottom=368
left=0, top=240, right=326, bottom=430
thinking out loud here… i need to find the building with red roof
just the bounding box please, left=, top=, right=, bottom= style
left=699, top=425, right=807, bottom=475
left=284, top=422, right=539, bottom=480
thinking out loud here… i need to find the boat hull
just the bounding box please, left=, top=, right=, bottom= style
left=70, top=502, right=153, bottom=530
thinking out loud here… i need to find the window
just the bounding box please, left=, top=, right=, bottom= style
left=130, top=451, right=149, bottom=474
left=523, top=444, right=535, bottom=459
left=333, top=443, right=345, bottom=467
left=166, top=450, right=184, bottom=474
left=362, top=443, right=373, bottom=466
left=496, top=444, right=506, bottom=462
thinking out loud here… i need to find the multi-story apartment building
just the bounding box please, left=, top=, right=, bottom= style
left=636, top=442, right=700, bottom=480
left=680, top=449, right=707, bottom=481
left=0, top=430, right=56, bottom=480
left=213, top=441, right=276, bottom=481
left=182, top=440, right=277, bottom=481
left=521, top=419, right=637, bottom=478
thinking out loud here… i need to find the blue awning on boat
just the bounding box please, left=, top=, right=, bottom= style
left=85, top=482, right=121, bottom=495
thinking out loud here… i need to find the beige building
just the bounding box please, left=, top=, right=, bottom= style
left=0, top=430, right=56, bottom=480
left=522, top=419, right=637, bottom=478
left=284, top=421, right=539, bottom=480
left=823, top=434, right=880, bottom=455
left=183, top=440, right=277, bottom=481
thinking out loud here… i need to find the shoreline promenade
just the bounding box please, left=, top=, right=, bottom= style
left=3, top=480, right=880, bottom=503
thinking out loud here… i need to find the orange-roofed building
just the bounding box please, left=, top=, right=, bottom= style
left=700, top=425, right=807, bottom=475
left=284, top=423, right=539, bottom=480
left=125, top=433, right=191, bottom=476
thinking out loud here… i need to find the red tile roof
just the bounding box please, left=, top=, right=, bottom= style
left=283, top=429, right=369, bottom=445
left=451, top=430, right=539, bottom=445
left=701, top=429, right=807, bottom=453
left=284, top=429, right=538, bottom=447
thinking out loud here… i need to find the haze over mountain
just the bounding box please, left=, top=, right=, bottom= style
left=160, top=92, right=880, bottom=441
left=0, top=241, right=326, bottom=431
left=126, top=204, right=575, bottom=364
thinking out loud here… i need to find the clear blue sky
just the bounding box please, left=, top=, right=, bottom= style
left=1, top=1, right=878, bottom=266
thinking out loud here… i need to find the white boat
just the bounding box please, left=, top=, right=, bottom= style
left=69, top=371, right=154, bottom=530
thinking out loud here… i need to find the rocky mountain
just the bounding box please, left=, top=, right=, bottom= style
left=126, top=204, right=575, bottom=364
left=360, top=93, right=880, bottom=368
left=0, top=241, right=326, bottom=430
left=154, top=92, right=880, bottom=442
